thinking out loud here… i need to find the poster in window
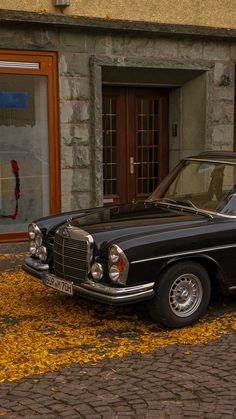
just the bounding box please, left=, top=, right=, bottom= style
left=0, top=163, right=2, bottom=210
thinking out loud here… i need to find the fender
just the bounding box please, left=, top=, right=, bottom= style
left=158, top=253, right=228, bottom=292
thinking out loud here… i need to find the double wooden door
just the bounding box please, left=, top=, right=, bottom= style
left=102, top=87, right=169, bottom=204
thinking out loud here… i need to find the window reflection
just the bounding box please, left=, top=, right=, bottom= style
left=0, top=74, right=49, bottom=233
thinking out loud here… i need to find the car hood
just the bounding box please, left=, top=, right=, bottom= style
left=66, top=202, right=210, bottom=250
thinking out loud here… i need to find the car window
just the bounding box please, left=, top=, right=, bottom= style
left=150, top=160, right=236, bottom=216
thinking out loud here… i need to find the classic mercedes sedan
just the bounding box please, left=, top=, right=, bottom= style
left=23, top=151, right=236, bottom=328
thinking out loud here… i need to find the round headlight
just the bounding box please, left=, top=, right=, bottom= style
left=109, top=246, right=120, bottom=263
left=91, top=263, right=103, bottom=280
left=29, top=240, right=37, bottom=256
left=28, top=224, right=36, bottom=239
left=109, top=265, right=120, bottom=282
left=38, top=246, right=47, bottom=262
left=35, top=235, right=43, bottom=247
left=28, top=223, right=41, bottom=240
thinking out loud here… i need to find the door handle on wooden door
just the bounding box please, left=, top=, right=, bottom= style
left=130, top=157, right=141, bottom=174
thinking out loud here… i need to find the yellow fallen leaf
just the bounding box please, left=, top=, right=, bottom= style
left=0, top=268, right=235, bottom=384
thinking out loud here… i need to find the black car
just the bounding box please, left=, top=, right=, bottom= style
left=23, top=151, right=236, bottom=328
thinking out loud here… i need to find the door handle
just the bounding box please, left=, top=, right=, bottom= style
left=130, top=157, right=141, bottom=174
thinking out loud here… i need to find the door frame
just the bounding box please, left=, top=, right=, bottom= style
left=0, top=50, right=60, bottom=243
left=90, top=56, right=213, bottom=208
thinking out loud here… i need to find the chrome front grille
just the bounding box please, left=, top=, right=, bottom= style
left=53, top=228, right=91, bottom=283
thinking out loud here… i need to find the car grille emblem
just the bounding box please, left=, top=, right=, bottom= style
left=67, top=217, right=72, bottom=225
left=62, top=225, right=70, bottom=237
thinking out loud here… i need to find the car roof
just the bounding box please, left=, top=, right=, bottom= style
left=187, top=151, right=236, bottom=163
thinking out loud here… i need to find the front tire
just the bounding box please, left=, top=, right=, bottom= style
left=148, top=261, right=211, bottom=328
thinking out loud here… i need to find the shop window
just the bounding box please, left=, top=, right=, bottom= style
left=0, top=51, right=59, bottom=242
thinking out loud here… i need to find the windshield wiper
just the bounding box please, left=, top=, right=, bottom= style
left=153, top=197, right=197, bottom=208
left=150, top=198, right=214, bottom=219
left=155, top=197, right=178, bottom=204
left=174, top=199, right=198, bottom=210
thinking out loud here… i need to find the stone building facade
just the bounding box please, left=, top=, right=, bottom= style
left=0, top=5, right=236, bottom=240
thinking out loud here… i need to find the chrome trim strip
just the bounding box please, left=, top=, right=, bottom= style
left=74, top=279, right=155, bottom=302
left=131, top=243, right=236, bottom=265
left=186, top=158, right=236, bottom=166
left=62, top=233, right=65, bottom=278
left=108, top=244, right=129, bottom=285
left=24, top=256, right=49, bottom=271
left=23, top=258, right=154, bottom=303
left=209, top=212, right=236, bottom=219
left=73, top=285, right=154, bottom=302
left=78, top=279, right=155, bottom=296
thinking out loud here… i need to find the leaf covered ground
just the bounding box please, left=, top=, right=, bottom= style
left=0, top=266, right=235, bottom=383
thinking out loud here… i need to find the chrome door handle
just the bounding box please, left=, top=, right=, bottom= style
left=130, top=157, right=141, bottom=174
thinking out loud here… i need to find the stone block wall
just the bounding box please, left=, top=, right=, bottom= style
left=0, top=23, right=235, bottom=211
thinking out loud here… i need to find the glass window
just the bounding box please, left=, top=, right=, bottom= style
left=0, top=74, right=50, bottom=233
left=149, top=159, right=236, bottom=215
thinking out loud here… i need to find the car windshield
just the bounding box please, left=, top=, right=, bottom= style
left=148, top=159, right=236, bottom=216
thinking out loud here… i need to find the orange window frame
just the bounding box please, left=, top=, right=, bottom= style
left=0, top=50, right=60, bottom=243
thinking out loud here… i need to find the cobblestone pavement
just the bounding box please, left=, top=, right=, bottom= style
left=0, top=334, right=235, bottom=419
left=0, top=245, right=236, bottom=418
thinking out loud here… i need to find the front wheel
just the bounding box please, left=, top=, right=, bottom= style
left=148, top=261, right=211, bottom=328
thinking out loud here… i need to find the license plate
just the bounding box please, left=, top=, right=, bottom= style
left=45, top=274, right=73, bottom=296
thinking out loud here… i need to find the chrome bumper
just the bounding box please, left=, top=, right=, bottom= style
left=23, top=256, right=155, bottom=304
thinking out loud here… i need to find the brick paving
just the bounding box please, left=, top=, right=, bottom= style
left=0, top=335, right=235, bottom=418
left=0, top=244, right=236, bottom=418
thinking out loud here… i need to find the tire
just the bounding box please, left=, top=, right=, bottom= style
left=148, top=261, right=211, bottom=328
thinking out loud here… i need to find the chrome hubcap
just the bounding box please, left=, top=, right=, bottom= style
left=169, top=273, right=203, bottom=317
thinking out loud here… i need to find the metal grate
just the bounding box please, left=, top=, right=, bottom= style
left=0, top=61, right=40, bottom=69
left=53, top=233, right=88, bottom=283
left=136, top=99, right=159, bottom=194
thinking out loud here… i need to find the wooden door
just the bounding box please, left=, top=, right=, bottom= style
left=102, top=87, right=168, bottom=204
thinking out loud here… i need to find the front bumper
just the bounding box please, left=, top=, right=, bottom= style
left=23, top=256, right=155, bottom=304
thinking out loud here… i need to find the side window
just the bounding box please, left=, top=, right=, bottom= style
left=219, top=166, right=236, bottom=215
